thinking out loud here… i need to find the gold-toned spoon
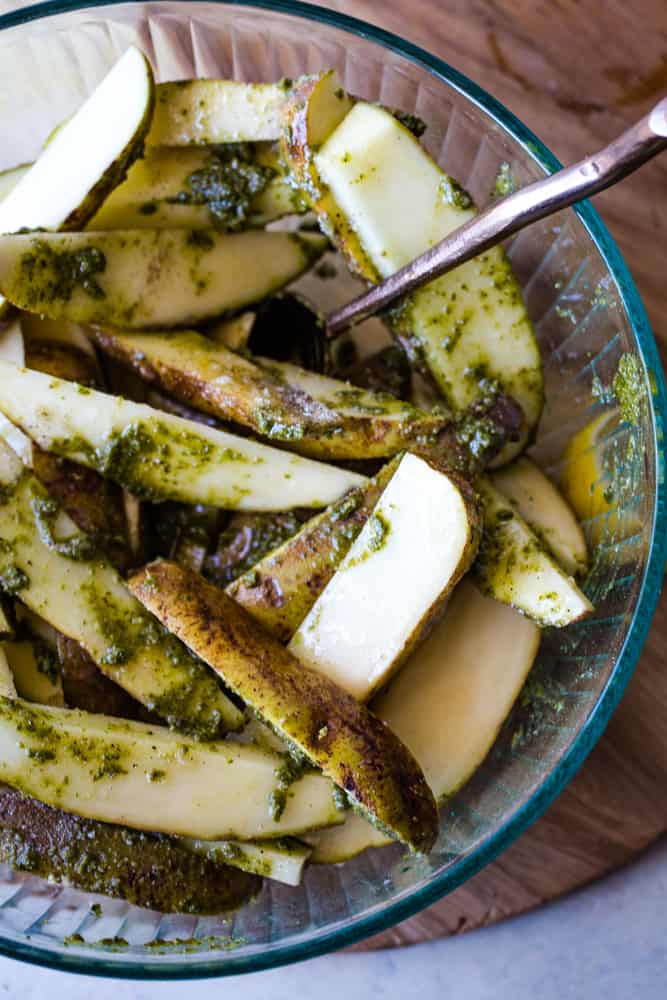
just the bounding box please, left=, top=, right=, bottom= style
left=326, top=96, right=667, bottom=339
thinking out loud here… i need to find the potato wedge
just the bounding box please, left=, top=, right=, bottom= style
left=0, top=362, right=365, bottom=510
left=89, top=144, right=300, bottom=230
left=289, top=453, right=480, bottom=701
left=0, top=439, right=241, bottom=735
left=0, top=229, right=326, bottom=329
left=94, top=328, right=447, bottom=460
left=183, top=837, right=311, bottom=887
left=0, top=48, right=153, bottom=234
left=148, top=80, right=290, bottom=145
left=227, top=460, right=397, bottom=640
left=285, top=98, right=543, bottom=463
left=0, top=787, right=261, bottom=915
left=491, top=456, right=588, bottom=578
left=309, top=581, right=541, bottom=862
left=131, top=560, right=439, bottom=854
left=0, top=47, right=154, bottom=320
left=0, top=697, right=341, bottom=839
left=474, top=478, right=593, bottom=627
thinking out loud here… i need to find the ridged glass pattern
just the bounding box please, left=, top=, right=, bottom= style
left=0, top=0, right=664, bottom=978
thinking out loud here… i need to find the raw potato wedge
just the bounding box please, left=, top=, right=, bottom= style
left=0, top=602, right=13, bottom=640
left=131, top=560, right=439, bottom=854
left=0, top=229, right=327, bottom=329
left=89, top=145, right=300, bottom=230
left=0, top=47, right=154, bottom=320
left=227, top=460, right=398, bottom=641
left=0, top=438, right=242, bottom=735
left=94, top=328, right=447, bottom=460
left=491, top=456, right=588, bottom=578
left=5, top=640, right=65, bottom=707
left=0, top=698, right=342, bottom=840
left=289, top=453, right=480, bottom=701
left=285, top=98, right=543, bottom=462
left=183, top=837, right=311, bottom=887
left=0, top=787, right=261, bottom=915
left=282, top=72, right=368, bottom=274
left=474, top=478, right=593, bottom=627
left=148, top=80, right=290, bottom=145
left=309, top=581, right=541, bottom=862
left=0, top=363, right=365, bottom=510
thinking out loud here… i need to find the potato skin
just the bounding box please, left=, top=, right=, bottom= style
left=131, top=560, right=439, bottom=854
left=0, top=786, right=260, bottom=915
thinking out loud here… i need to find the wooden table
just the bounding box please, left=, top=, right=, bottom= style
left=312, top=0, right=667, bottom=949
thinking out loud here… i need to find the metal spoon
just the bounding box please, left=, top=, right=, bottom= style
left=326, top=95, right=667, bottom=339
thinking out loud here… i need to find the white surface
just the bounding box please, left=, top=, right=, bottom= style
left=0, top=837, right=665, bottom=998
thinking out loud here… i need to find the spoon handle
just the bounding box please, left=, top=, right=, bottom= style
left=326, top=96, right=667, bottom=339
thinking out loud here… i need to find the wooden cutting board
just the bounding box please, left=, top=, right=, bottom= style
left=325, top=0, right=667, bottom=949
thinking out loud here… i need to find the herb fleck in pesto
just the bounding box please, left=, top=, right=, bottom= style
left=30, top=494, right=98, bottom=561
left=612, top=354, right=645, bottom=425
left=493, top=161, right=515, bottom=197
left=19, top=240, right=107, bottom=305
left=269, top=750, right=309, bottom=822
left=171, top=145, right=275, bottom=231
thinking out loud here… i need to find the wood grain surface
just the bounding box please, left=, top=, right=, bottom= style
left=314, top=0, right=667, bottom=950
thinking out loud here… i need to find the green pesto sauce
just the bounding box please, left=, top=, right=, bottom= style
left=493, top=162, right=515, bottom=197
left=32, top=639, right=60, bottom=684
left=439, top=175, right=473, bottom=211
left=30, top=495, right=98, bottom=561
left=391, top=109, right=427, bottom=138
left=345, top=510, right=391, bottom=570
left=19, top=240, right=107, bottom=306
left=53, top=421, right=252, bottom=503
left=206, top=511, right=302, bottom=588
left=612, top=354, right=645, bottom=425
left=269, top=750, right=310, bottom=822
left=170, top=144, right=275, bottom=231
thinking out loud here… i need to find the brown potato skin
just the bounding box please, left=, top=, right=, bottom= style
left=25, top=340, right=130, bottom=571
left=93, top=327, right=447, bottom=461
left=0, top=786, right=260, bottom=915
left=130, top=560, right=439, bottom=854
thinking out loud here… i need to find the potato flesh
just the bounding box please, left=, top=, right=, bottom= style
left=0, top=648, right=16, bottom=699
left=0, top=697, right=342, bottom=840
left=289, top=453, right=478, bottom=701
left=5, top=640, right=65, bottom=707
left=309, top=581, right=541, bottom=862
left=183, top=837, right=311, bottom=886
left=0, top=363, right=365, bottom=510
left=475, top=478, right=593, bottom=627
left=314, top=103, right=543, bottom=461
left=491, top=457, right=588, bottom=577
left=0, top=230, right=326, bottom=329
left=148, top=80, right=288, bottom=145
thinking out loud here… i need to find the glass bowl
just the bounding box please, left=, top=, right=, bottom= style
left=0, top=0, right=665, bottom=979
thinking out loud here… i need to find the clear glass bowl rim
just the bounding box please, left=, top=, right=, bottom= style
left=0, top=0, right=665, bottom=979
